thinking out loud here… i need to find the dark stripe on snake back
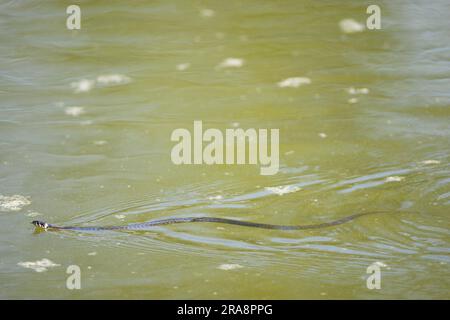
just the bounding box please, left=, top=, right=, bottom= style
left=32, top=211, right=385, bottom=231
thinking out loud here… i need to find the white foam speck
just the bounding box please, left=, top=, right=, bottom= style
left=96, top=74, right=131, bottom=86
left=348, top=97, right=358, bottom=104
left=208, top=195, right=223, bottom=201
left=218, top=58, right=244, bottom=68
left=218, top=264, right=243, bottom=270
left=339, top=19, right=365, bottom=33
left=318, top=133, right=327, bottom=138
left=277, top=77, right=311, bottom=88
left=18, top=258, right=60, bottom=272
left=385, top=176, right=404, bottom=182
left=0, top=194, right=31, bottom=212
left=93, top=140, right=108, bottom=146
left=347, top=87, right=369, bottom=95
left=71, top=79, right=95, bottom=93
left=176, top=63, right=191, bottom=71
left=200, top=8, right=215, bottom=18
left=421, top=160, right=441, bottom=165
left=65, top=106, right=85, bottom=117
left=115, top=214, right=126, bottom=219
left=88, top=252, right=97, bottom=256
left=265, top=185, right=301, bottom=195
left=71, top=75, right=130, bottom=93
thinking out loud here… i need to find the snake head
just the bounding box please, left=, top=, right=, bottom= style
left=32, top=220, right=49, bottom=229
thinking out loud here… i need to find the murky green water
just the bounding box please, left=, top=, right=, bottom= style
left=1, top=0, right=449, bottom=299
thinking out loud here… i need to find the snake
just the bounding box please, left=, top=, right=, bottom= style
left=31, top=210, right=391, bottom=232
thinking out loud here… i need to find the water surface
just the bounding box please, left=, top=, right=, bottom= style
left=0, top=0, right=449, bottom=299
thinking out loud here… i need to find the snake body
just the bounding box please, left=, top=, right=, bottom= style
left=32, top=211, right=384, bottom=232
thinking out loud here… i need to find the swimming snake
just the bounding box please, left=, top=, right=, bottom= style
left=31, top=210, right=390, bottom=232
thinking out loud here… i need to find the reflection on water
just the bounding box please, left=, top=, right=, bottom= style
left=0, top=0, right=449, bottom=299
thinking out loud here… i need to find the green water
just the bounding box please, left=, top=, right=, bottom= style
left=0, top=0, right=449, bottom=299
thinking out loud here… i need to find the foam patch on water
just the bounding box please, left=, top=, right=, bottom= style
left=385, top=176, right=405, bottom=182
left=93, top=140, right=108, bottom=146
left=217, top=264, right=243, bottom=270
left=265, top=185, right=301, bottom=195
left=0, top=194, right=31, bottom=212
left=347, top=87, right=369, bottom=95
left=421, top=160, right=441, bottom=165
left=339, top=19, right=365, bottom=33
left=208, top=195, right=223, bottom=201
left=217, top=58, right=244, bottom=68
left=65, top=106, right=85, bottom=117
left=176, top=63, right=191, bottom=71
left=71, top=74, right=131, bottom=93
left=277, top=77, right=311, bottom=88
left=17, top=258, right=60, bottom=272
left=71, top=79, right=95, bottom=93
left=96, top=74, right=131, bottom=86
left=200, top=8, right=215, bottom=18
